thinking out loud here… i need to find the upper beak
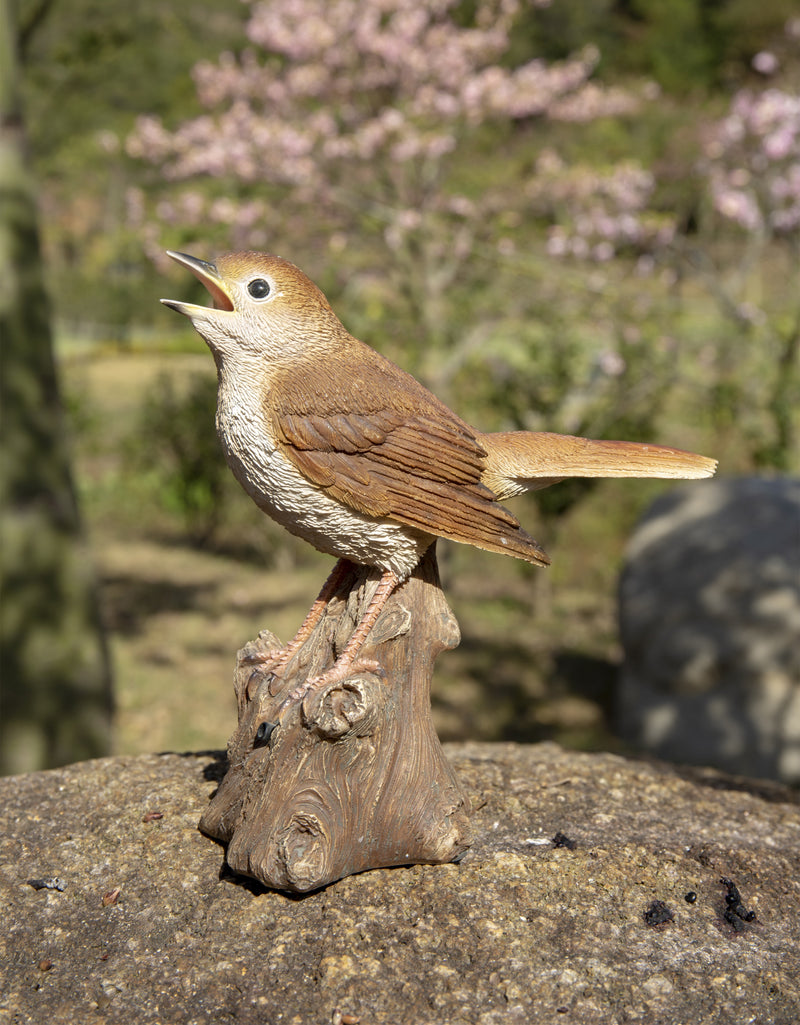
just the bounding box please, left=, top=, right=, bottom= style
left=160, top=250, right=235, bottom=315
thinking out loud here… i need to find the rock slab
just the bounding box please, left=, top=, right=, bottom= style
left=1, top=743, right=799, bottom=1024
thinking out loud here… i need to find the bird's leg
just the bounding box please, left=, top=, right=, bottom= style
left=278, top=568, right=401, bottom=714
left=242, top=558, right=352, bottom=685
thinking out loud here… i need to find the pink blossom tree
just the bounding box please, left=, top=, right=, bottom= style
left=706, top=87, right=800, bottom=239
left=534, top=28, right=800, bottom=472
left=129, top=0, right=622, bottom=253
left=128, top=0, right=654, bottom=416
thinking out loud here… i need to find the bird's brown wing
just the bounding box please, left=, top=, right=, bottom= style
left=269, top=354, right=549, bottom=567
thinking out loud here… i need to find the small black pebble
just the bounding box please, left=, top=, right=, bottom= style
left=720, top=876, right=756, bottom=925
left=643, top=900, right=674, bottom=927
left=685, top=891, right=697, bottom=904
left=27, top=877, right=66, bottom=892
left=720, top=876, right=742, bottom=906
left=552, top=832, right=577, bottom=850
left=724, top=907, right=746, bottom=932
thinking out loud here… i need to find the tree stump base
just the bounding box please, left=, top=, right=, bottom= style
left=199, top=546, right=472, bottom=892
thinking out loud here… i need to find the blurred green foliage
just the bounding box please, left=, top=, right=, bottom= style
left=9, top=0, right=798, bottom=760
left=17, top=0, right=247, bottom=331
left=15, top=0, right=794, bottom=532
left=521, top=0, right=799, bottom=89
left=18, top=0, right=246, bottom=149
left=12, top=0, right=795, bottom=474
left=135, top=373, right=226, bottom=545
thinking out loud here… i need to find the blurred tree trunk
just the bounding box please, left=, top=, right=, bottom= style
left=0, top=1, right=113, bottom=774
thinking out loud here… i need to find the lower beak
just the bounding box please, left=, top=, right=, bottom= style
left=160, top=250, right=234, bottom=314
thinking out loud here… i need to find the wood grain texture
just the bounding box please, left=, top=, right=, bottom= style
left=199, top=546, right=472, bottom=892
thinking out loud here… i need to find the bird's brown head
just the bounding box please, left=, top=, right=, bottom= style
left=161, top=250, right=344, bottom=366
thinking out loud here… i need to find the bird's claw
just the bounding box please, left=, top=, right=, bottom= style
left=276, top=657, right=384, bottom=719
left=240, top=648, right=284, bottom=667
left=242, top=662, right=287, bottom=703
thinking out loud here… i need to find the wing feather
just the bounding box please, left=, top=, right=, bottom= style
left=268, top=345, right=549, bottom=567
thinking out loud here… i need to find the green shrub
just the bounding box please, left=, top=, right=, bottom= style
left=136, top=372, right=225, bottom=545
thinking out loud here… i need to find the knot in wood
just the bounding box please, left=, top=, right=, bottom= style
left=302, top=672, right=386, bottom=739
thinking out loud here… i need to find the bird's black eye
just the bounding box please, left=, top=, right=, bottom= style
left=254, top=720, right=277, bottom=748
left=247, top=278, right=271, bottom=300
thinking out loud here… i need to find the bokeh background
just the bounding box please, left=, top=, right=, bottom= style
left=3, top=0, right=798, bottom=775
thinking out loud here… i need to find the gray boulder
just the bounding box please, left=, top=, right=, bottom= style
left=618, top=477, right=800, bottom=781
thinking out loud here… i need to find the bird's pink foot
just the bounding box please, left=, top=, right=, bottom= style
left=239, top=559, right=354, bottom=702
left=278, top=656, right=384, bottom=717
left=240, top=647, right=288, bottom=670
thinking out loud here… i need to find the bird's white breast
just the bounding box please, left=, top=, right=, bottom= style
left=214, top=366, right=429, bottom=578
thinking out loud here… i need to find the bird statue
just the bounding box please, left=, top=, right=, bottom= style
left=162, top=250, right=716, bottom=710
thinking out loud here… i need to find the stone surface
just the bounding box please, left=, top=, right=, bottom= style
left=2, top=743, right=799, bottom=1024
left=618, top=477, right=800, bottom=782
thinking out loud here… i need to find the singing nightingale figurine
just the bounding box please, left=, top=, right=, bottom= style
left=162, top=250, right=716, bottom=711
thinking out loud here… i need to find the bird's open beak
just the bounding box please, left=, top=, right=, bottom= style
left=160, top=250, right=235, bottom=315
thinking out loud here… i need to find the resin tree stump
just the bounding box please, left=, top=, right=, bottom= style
left=199, top=545, right=472, bottom=892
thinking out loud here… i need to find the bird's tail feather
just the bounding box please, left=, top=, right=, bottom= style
left=479, top=431, right=717, bottom=501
